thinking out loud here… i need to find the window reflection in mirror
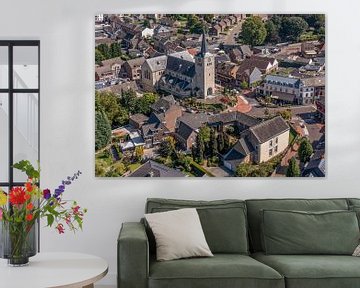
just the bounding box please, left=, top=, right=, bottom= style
left=0, top=47, right=8, bottom=89
left=13, top=46, right=39, bottom=89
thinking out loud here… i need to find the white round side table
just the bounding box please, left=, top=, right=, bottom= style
left=0, top=252, right=108, bottom=288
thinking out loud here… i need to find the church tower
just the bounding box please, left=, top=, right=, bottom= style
left=194, top=30, right=215, bottom=99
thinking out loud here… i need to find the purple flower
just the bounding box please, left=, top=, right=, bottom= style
left=43, top=189, right=51, bottom=200
left=54, top=170, right=82, bottom=199
left=54, top=189, right=63, bottom=199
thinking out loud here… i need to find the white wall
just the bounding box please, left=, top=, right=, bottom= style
left=1, top=0, right=360, bottom=285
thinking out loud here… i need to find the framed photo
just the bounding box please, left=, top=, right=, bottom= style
left=95, top=14, right=325, bottom=178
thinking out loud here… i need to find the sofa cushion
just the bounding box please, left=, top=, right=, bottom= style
left=347, top=198, right=360, bottom=207
left=252, top=252, right=360, bottom=288
left=246, top=198, right=349, bottom=252
left=145, top=208, right=213, bottom=261
left=146, top=198, right=249, bottom=254
left=149, top=254, right=284, bottom=288
left=348, top=205, right=360, bottom=228
left=261, top=209, right=359, bottom=255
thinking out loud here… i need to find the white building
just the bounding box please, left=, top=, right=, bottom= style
left=259, top=74, right=325, bottom=105
left=95, top=14, right=104, bottom=23
left=141, top=28, right=154, bottom=38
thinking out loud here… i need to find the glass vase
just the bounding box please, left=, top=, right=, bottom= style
left=0, top=220, right=37, bottom=266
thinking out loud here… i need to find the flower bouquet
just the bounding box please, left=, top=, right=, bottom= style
left=0, top=160, right=87, bottom=266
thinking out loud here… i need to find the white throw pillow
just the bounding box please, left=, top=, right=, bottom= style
left=145, top=208, right=213, bottom=261
left=353, top=244, right=360, bottom=256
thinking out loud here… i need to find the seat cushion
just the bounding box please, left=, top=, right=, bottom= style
left=253, top=252, right=360, bottom=288
left=146, top=198, right=249, bottom=254
left=149, top=254, right=284, bottom=288
left=246, top=198, right=349, bottom=252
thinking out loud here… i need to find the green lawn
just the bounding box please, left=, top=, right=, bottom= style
left=190, top=161, right=215, bottom=177
left=300, top=31, right=319, bottom=41
left=128, top=162, right=141, bottom=172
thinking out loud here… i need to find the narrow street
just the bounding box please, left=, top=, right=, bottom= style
left=222, top=21, right=243, bottom=45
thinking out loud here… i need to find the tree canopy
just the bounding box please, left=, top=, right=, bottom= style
left=277, top=109, right=292, bottom=120
left=265, top=19, right=281, bottom=44
left=240, top=16, right=267, bottom=46
left=286, top=157, right=301, bottom=177
left=264, top=15, right=324, bottom=44
left=235, top=163, right=252, bottom=177
left=158, top=137, right=176, bottom=158
left=280, top=17, right=309, bottom=41
left=95, top=42, right=123, bottom=65
left=95, top=91, right=129, bottom=128
left=302, top=14, right=325, bottom=31
left=187, top=15, right=206, bottom=34
left=96, top=90, right=159, bottom=129
left=95, top=108, right=112, bottom=151
left=298, top=138, right=313, bottom=163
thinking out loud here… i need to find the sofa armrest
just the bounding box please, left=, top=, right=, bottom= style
left=118, top=222, right=149, bottom=288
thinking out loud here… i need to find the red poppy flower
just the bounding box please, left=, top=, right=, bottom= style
left=24, top=193, right=31, bottom=201
left=26, top=214, right=33, bottom=221
left=9, top=187, right=26, bottom=205
left=26, top=203, right=34, bottom=210
left=25, top=182, right=33, bottom=192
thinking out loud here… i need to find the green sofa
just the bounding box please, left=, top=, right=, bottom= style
left=118, top=198, right=360, bottom=288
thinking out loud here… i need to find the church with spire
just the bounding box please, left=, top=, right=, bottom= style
left=194, top=30, right=216, bottom=98
left=142, top=30, right=215, bottom=99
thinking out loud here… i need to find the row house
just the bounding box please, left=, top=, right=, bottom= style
left=301, top=41, right=324, bottom=58
left=153, top=25, right=177, bottom=39
left=315, top=97, right=325, bottom=123
left=110, top=16, right=142, bottom=36
left=259, top=75, right=325, bottom=105
left=228, top=45, right=253, bottom=63
left=149, top=95, right=183, bottom=133
left=244, top=56, right=278, bottom=74
left=233, top=14, right=247, bottom=21
left=175, top=113, right=209, bottom=151
left=216, top=58, right=265, bottom=88
left=159, top=17, right=181, bottom=28
left=128, top=96, right=183, bottom=149
left=120, top=57, right=145, bottom=80
left=300, top=76, right=325, bottom=104
left=144, top=14, right=164, bottom=20
left=209, top=25, right=222, bottom=37
left=95, top=57, right=124, bottom=81
left=209, top=14, right=242, bottom=37
left=258, top=75, right=301, bottom=105
left=153, top=36, right=182, bottom=54
left=216, top=62, right=239, bottom=88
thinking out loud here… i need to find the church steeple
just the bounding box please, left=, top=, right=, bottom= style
left=194, top=27, right=215, bottom=99
left=197, top=29, right=208, bottom=58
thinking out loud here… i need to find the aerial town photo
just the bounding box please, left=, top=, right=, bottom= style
left=95, top=14, right=325, bottom=177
